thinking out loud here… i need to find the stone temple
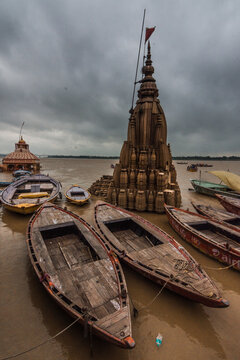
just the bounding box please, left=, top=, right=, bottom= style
left=89, top=42, right=181, bottom=212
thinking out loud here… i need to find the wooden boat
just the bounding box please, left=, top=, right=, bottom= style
left=13, top=169, right=31, bottom=178
left=190, top=179, right=240, bottom=199
left=1, top=174, right=61, bottom=214
left=94, top=202, right=229, bottom=308
left=216, top=194, right=240, bottom=216
left=191, top=202, right=240, bottom=230
left=0, top=180, right=12, bottom=187
left=27, top=203, right=134, bottom=349
left=165, top=205, right=240, bottom=272
left=65, top=185, right=91, bottom=205
left=187, top=164, right=198, bottom=172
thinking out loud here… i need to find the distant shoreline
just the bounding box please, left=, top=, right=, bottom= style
left=47, top=155, right=240, bottom=160
left=172, top=156, right=240, bottom=161
left=0, top=154, right=239, bottom=160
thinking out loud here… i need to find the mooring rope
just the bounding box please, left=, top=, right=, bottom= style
left=132, top=276, right=175, bottom=316
left=0, top=317, right=79, bottom=360
left=203, top=262, right=237, bottom=271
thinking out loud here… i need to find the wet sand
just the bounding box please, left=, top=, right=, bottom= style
left=0, top=159, right=240, bottom=359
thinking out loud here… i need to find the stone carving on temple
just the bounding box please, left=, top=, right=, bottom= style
left=89, top=42, right=181, bottom=213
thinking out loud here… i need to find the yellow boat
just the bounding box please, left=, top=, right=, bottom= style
left=65, top=185, right=91, bottom=205
left=1, top=174, right=61, bottom=215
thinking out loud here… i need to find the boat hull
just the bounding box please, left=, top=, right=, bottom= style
left=94, top=202, right=229, bottom=308
left=65, top=185, right=91, bottom=206
left=191, top=202, right=240, bottom=232
left=3, top=196, right=58, bottom=214
left=191, top=179, right=240, bottom=199
left=165, top=206, right=240, bottom=272
left=216, top=195, right=240, bottom=216
left=1, top=174, right=61, bottom=215
left=27, top=204, right=134, bottom=349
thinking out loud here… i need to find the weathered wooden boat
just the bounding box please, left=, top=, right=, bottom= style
left=192, top=202, right=240, bottom=231
left=190, top=179, right=240, bottom=199
left=0, top=180, right=12, bottom=187
left=27, top=203, right=134, bottom=349
left=1, top=174, right=61, bottom=214
left=94, top=202, right=228, bottom=308
left=216, top=194, right=240, bottom=216
left=65, top=185, right=91, bottom=205
left=165, top=205, right=240, bottom=272
left=13, top=169, right=31, bottom=178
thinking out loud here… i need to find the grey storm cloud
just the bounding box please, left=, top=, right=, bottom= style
left=0, top=0, right=239, bottom=156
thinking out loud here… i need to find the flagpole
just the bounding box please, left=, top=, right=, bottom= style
left=19, top=121, right=24, bottom=140
left=130, top=8, right=146, bottom=112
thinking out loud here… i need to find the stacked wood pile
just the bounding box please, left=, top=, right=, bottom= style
left=89, top=42, right=182, bottom=213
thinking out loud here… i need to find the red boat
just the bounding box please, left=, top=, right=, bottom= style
left=165, top=205, right=240, bottom=272
left=216, top=194, right=240, bottom=216
left=191, top=202, right=240, bottom=231
left=94, top=201, right=229, bottom=308
left=27, top=203, right=134, bottom=349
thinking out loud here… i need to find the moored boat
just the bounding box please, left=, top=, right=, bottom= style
left=65, top=185, right=91, bottom=205
left=94, top=201, right=228, bottom=308
left=187, top=164, right=198, bottom=172
left=13, top=169, right=32, bottom=178
left=216, top=194, right=240, bottom=216
left=0, top=181, right=13, bottom=187
left=191, top=202, right=240, bottom=230
left=165, top=205, right=240, bottom=272
left=1, top=174, right=61, bottom=214
left=190, top=179, right=240, bottom=199
left=27, top=203, right=134, bottom=349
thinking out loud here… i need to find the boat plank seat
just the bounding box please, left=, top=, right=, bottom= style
left=95, top=308, right=130, bottom=339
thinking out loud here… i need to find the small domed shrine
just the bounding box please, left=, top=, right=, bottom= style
left=2, top=136, right=40, bottom=172
left=89, top=42, right=181, bottom=212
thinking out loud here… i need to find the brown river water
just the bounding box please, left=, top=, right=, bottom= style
left=0, top=158, right=240, bottom=360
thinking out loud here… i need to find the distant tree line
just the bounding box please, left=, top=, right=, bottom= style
left=47, top=155, right=120, bottom=159
left=172, top=156, right=240, bottom=161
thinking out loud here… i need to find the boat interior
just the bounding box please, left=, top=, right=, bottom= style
left=172, top=210, right=240, bottom=251
left=34, top=216, right=123, bottom=321
left=104, top=217, right=163, bottom=253
left=101, top=214, right=220, bottom=297
left=6, top=181, right=56, bottom=205
left=66, top=186, right=89, bottom=200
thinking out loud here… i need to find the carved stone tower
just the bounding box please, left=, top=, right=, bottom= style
left=108, top=42, right=181, bottom=212
left=89, top=42, right=181, bottom=212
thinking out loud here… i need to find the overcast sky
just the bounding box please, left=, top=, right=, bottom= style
left=0, top=0, right=239, bottom=156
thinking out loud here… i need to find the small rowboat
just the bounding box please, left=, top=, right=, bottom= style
left=65, top=185, right=91, bottom=205
left=216, top=194, right=240, bottom=216
left=94, top=201, right=228, bottom=308
left=27, top=203, right=134, bottom=349
left=191, top=202, right=240, bottom=230
left=1, top=174, right=61, bottom=215
left=165, top=205, right=240, bottom=272
left=190, top=179, right=240, bottom=199
left=0, top=181, right=12, bottom=187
